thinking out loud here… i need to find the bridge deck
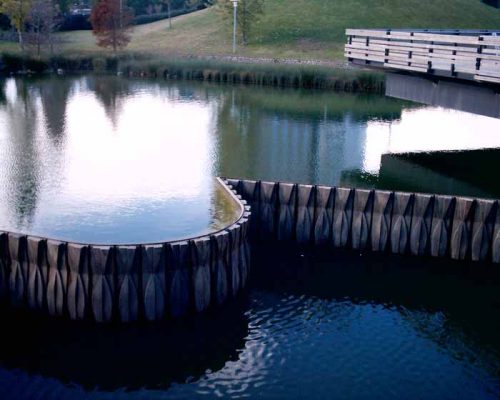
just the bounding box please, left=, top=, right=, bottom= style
left=345, top=29, right=500, bottom=84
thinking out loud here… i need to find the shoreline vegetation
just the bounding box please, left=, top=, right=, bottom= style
left=0, top=53, right=386, bottom=93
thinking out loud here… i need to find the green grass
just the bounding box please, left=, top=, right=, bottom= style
left=2, top=0, right=500, bottom=62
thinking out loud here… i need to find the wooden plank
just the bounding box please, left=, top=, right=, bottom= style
left=405, top=32, right=481, bottom=45
left=480, top=36, right=500, bottom=46
left=345, top=44, right=385, bottom=54
left=475, top=74, right=500, bottom=83
left=347, top=28, right=498, bottom=36
left=384, top=62, right=428, bottom=73
left=348, top=30, right=483, bottom=46
left=345, top=49, right=383, bottom=58
left=344, top=53, right=386, bottom=63
left=346, top=29, right=388, bottom=37
left=458, top=52, right=500, bottom=63
left=350, top=38, right=481, bottom=55
left=481, top=60, right=500, bottom=68
left=478, top=68, right=500, bottom=77
left=455, top=66, right=479, bottom=75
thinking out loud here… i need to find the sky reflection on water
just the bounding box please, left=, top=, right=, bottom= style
left=0, top=75, right=499, bottom=242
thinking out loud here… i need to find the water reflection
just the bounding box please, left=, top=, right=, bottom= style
left=0, top=249, right=498, bottom=399
left=0, top=301, right=249, bottom=391
left=1, top=76, right=500, bottom=243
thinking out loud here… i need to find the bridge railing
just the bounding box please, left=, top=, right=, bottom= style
left=345, top=29, right=500, bottom=84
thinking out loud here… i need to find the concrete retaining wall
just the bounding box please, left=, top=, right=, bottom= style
left=0, top=180, right=251, bottom=323
left=227, top=179, right=500, bottom=264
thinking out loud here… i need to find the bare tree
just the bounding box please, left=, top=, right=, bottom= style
left=27, top=0, right=59, bottom=56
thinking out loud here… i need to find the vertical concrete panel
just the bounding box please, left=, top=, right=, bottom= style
left=243, top=211, right=251, bottom=281
left=27, top=237, right=47, bottom=311
left=227, top=224, right=241, bottom=298
left=46, top=240, right=68, bottom=317
left=351, top=189, right=374, bottom=250
left=259, top=181, right=277, bottom=239
left=240, top=180, right=260, bottom=237
left=167, top=241, right=190, bottom=318
left=191, top=238, right=211, bottom=313
left=332, top=188, right=354, bottom=248
left=296, top=185, right=316, bottom=244
left=430, top=196, right=456, bottom=258
left=0, top=232, right=8, bottom=298
left=450, top=198, right=476, bottom=261
left=211, top=231, right=230, bottom=305
left=238, top=218, right=250, bottom=288
left=67, top=243, right=90, bottom=321
left=226, top=179, right=241, bottom=190
left=116, top=246, right=140, bottom=322
left=314, top=186, right=334, bottom=245
left=390, top=193, right=414, bottom=255
left=142, top=244, right=166, bottom=321
left=90, top=245, right=115, bottom=323
left=471, top=200, right=497, bottom=262
left=410, top=194, right=435, bottom=256
left=277, top=183, right=297, bottom=241
left=8, top=233, right=28, bottom=306
left=493, top=206, right=500, bottom=263
left=371, top=191, right=394, bottom=253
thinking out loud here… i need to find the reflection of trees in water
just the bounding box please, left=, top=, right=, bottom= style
left=2, top=79, right=41, bottom=227
left=0, top=300, right=249, bottom=391
left=1, top=77, right=75, bottom=229
left=86, top=75, right=135, bottom=127
left=0, top=80, right=7, bottom=106
left=212, top=86, right=407, bottom=185
left=35, top=76, right=73, bottom=143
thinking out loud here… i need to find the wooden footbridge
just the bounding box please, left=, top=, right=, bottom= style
left=345, top=29, right=500, bottom=84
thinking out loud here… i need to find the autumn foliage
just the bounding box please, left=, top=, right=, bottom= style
left=90, top=0, right=134, bottom=51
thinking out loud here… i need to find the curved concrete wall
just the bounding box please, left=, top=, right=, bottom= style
left=227, top=179, right=500, bottom=264
left=0, top=180, right=251, bottom=323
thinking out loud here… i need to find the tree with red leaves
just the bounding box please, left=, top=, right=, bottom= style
left=90, top=0, right=134, bottom=52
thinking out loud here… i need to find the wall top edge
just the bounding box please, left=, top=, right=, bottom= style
left=0, top=177, right=246, bottom=248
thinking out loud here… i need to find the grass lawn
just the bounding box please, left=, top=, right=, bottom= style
left=1, top=0, right=500, bottom=63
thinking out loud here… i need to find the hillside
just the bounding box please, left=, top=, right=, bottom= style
left=3, top=0, right=500, bottom=61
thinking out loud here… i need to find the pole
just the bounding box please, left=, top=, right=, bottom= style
left=232, top=0, right=238, bottom=53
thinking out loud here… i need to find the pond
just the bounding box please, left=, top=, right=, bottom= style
left=0, top=75, right=499, bottom=400
left=0, top=75, right=500, bottom=243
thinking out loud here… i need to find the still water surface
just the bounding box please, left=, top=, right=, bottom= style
left=1, top=75, right=500, bottom=243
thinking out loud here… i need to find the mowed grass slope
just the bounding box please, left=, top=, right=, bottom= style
left=5, top=0, right=500, bottom=61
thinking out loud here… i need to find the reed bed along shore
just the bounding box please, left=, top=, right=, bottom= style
left=0, top=53, right=386, bottom=93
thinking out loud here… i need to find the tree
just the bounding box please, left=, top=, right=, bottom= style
left=0, top=0, right=34, bottom=50
left=90, top=0, right=134, bottom=52
left=218, top=0, right=264, bottom=45
left=27, top=0, right=59, bottom=56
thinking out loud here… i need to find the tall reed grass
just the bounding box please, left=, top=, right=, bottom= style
left=0, top=53, right=386, bottom=93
